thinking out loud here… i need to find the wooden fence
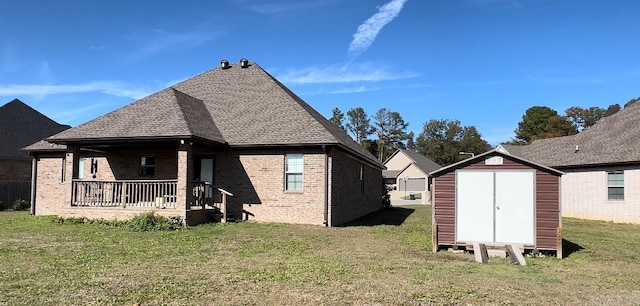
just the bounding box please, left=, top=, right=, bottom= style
left=0, top=181, right=31, bottom=210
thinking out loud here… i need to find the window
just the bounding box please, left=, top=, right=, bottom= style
left=607, top=170, right=624, bottom=201
left=140, top=156, right=155, bottom=176
left=61, top=156, right=66, bottom=182
left=78, top=158, right=84, bottom=179
left=360, top=165, right=365, bottom=194
left=285, top=154, right=303, bottom=191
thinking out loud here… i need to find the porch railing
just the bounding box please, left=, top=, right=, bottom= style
left=192, top=181, right=234, bottom=223
left=72, top=180, right=178, bottom=208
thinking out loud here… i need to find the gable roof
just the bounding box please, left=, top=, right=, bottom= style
left=0, top=99, right=70, bottom=159
left=45, top=61, right=381, bottom=167
left=384, top=149, right=442, bottom=175
left=503, top=102, right=640, bottom=168
left=429, top=149, right=564, bottom=177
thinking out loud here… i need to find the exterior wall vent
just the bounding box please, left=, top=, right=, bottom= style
left=240, top=58, right=249, bottom=68
left=220, top=60, right=230, bottom=69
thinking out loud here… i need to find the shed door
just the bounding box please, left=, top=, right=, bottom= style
left=456, top=170, right=535, bottom=245
left=456, top=171, right=495, bottom=243
left=494, top=172, right=534, bottom=244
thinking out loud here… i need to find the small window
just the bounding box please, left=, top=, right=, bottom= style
left=140, top=156, right=156, bottom=176
left=61, top=156, right=66, bottom=182
left=360, top=165, right=365, bottom=194
left=607, top=171, right=624, bottom=201
left=285, top=154, right=303, bottom=191
left=78, top=158, right=84, bottom=179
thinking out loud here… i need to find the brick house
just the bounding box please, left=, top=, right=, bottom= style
left=0, top=99, right=69, bottom=208
left=25, top=59, right=384, bottom=226
left=382, top=149, right=441, bottom=204
left=499, top=102, right=640, bottom=223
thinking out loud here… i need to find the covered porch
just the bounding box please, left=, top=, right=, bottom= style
left=64, top=140, right=235, bottom=225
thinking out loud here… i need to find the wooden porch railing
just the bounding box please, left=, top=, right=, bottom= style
left=72, top=180, right=178, bottom=208
left=192, top=181, right=234, bottom=223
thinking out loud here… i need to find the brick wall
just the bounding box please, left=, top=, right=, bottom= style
left=215, top=149, right=327, bottom=225
left=562, top=166, right=640, bottom=223
left=32, top=145, right=383, bottom=226
left=76, top=148, right=178, bottom=181
left=33, top=149, right=185, bottom=221
left=0, top=158, right=31, bottom=181
left=329, top=149, right=382, bottom=226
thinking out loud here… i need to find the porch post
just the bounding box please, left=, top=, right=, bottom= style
left=177, top=142, right=193, bottom=221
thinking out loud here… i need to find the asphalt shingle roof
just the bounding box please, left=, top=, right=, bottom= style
left=45, top=61, right=381, bottom=167
left=0, top=99, right=69, bottom=159
left=400, top=149, right=443, bottom=174
left=505, top=102, right=640, bottom=167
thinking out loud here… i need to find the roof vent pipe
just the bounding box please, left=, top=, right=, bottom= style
left=240, top=58, right=249, bottom=68
left=575, top=145, right=579, bottom=153
left=220, top=60, right=230, bottom=69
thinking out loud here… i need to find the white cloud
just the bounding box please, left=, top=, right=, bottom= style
left=38, top=61, right=53, bottom=84
left=1, top=46, right=19, bottom=73
left=348, top=0, right=408, bottom=56
left=0, top=81, right=151, bottom=100
left=235, top=0, right=334, bottom=14
left=126, top=27, right=222, bottom=55
left=276, top=62, right=418, bottom=84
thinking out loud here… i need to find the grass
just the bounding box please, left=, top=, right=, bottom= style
left=1, top=207, right=640, bottom=305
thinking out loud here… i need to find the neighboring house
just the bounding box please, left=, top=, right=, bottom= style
left=0, top=99, right=69, bottom=209
left=383, top=149, right=441, bottom=204
left=498, top=102, right=640, bottom=223
left=25, top=59, right=384, bottom=226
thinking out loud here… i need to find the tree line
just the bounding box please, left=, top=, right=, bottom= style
left=328, top=107, right=491, bottom=165
left=328, top=96, right=638, bottom=166
left=511, top=96, right=638, bottom=144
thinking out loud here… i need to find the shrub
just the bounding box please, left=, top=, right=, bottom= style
left=382, top=183, right=392, bottom=208
left=126, top=212, right=183, bottom=232
left=0, top=200, right=4, bottom=211
left=12, top=199, right=30, bottom=211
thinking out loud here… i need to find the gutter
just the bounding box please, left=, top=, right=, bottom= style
left=323, top=145, right=329, bottom=227
left=30, top=156, right=37, bottom=215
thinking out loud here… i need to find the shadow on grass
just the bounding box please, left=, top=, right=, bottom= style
left=342, top=207, right=415, bottom=227
left=562, top=239, right=584, bottom=258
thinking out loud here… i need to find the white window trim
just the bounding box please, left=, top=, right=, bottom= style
left=607, top=170, right=624, bottom=201
left=285, top=154, right=304, bottom=191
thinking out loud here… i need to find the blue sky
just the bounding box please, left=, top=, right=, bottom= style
left=1, top=0, right=639, bottom=145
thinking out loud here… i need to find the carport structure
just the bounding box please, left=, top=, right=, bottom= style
left=429, top=150, right=563, bottom=258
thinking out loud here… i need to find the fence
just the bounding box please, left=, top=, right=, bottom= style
left=0, top=181, right=31, bottom=210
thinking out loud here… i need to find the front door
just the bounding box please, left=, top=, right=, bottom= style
left=195, top=155, right=215, bottom=199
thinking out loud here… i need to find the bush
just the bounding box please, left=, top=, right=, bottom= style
left=126, top=212, right=183, bottom=232
left=0, top=201, right=4, bottom=211
left=12, top=199, right=30, bottom=211
left=382, top=184, right=391, bottom=208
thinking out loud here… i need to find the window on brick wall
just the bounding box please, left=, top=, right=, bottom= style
left=61, top=155, right=66, bottom=182
left=140, top=156, right=156, bottom=176
left=607, top=170, right=624, bottom=200
left=285, top=154, right=303, bottom=191
left=360, top=164, right=365, bottom=194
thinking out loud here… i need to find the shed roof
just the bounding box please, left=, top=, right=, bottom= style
left=44, top=61, right=381, bottom=168
left=0, top=99, right=69, bottom=159
left=429, top=149, right=564, bottom=177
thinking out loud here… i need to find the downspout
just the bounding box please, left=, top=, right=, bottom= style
left=323, top=145, right=329, bottom=227
left=30, top=155, right=37, bottom=215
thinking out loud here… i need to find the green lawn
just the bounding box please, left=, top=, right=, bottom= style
left=1, top=206, right=639, bottom=305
